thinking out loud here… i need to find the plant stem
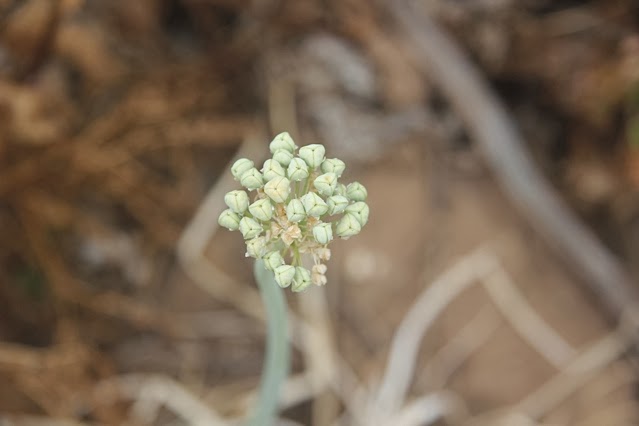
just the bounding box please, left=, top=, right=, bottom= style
left=247, top=260, right=290, bottom=426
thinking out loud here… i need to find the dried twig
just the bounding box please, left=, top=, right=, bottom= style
left=419, top=306, right=501, bottom=390
left=94, top=374, right=226, bottom=426
left=482, top=267, right=576, bottom=368
left=388, top=0, right=639, bottom=320
left=372, top=248, right=495, bottom=419
left=516, top=331, right=630, bottom=419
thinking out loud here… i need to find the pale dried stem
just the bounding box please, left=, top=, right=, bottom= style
left=94, top=374, right=227, bottom=426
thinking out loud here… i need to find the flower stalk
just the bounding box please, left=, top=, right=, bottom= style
left=218, top=132, right=370, bottom=424
left=247, top=260, right=289, bottom=426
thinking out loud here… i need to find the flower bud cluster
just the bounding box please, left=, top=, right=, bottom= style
left=218, top=132, right=369, bottom=291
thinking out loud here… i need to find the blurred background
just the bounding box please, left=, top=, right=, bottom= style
left=1, top=0, right=639, bottom=425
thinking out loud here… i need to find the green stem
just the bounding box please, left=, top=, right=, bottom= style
left=292, top=244, right=301, bottom=267
left=247, top=260, right=290, bottom=426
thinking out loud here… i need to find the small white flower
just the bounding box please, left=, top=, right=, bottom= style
left=286, top=199, right=306, bottom=222
left=274, top=264, right=296, bottom=288
left=312, top=263, right=328, bottom=286
left=240, top=168, right=264, bottom=190
left=262, top=159, right=286, bottom=181
left=249, top=198, right=274, bottom=222
left=312, top=222, right=333, bottom=245
left=224, top=190, right=249, bottom=214
left=269, top=132, right=297, bottom=153
left=239, top=217, right=263, bottom=239
left=218, top=209, right=241, bottom=230
left=315, top=247, right=331, bottom=261
left=292, top=267, right=312, bottom=292
left=281, top=223, right=302, bottom=246
left=335, top=213, right=361, bottom=238
left=264, top=176, right=291, bottom=203
left=301, top=192, right=328, bottom=217
left=287, top=158, right=309, bottom=181
left=231, top=158, right=254, bottom=180
left=313, top=173, right=338, bottom=197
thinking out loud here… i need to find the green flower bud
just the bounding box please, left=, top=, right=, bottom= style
left=263, top=251, right=285, bottom=271
left=346, top=181, right=367, bottom=201
left=313, top=222, right=333, bottom=245
left=231, top=158, right=254, bottom=180
left=264, top=176, right=291, bottom=203
left=298, top=144, right=325, bottom=169
left=269, top=132, right=297, bottom=153
left=326, top=195, right=349, bottom=215
left=335, top=213, right=362, bottom=239
left=240, top=168, right=264, bottom=190
left=345, top=201, right=369, bottom=226
left=218, top=209, right=241, bottom=231
left=286, top=199, right=306, bottom=222
left=287, top=158, right=309, bottom=181
left=313, top=172, right=338, bottom=197
left=274, top=264, right=295, bottom=288
left=301, top=192, right=329, bottom=217
left=320, top=158, right=346, bottom=177
left=248, top=198, right=273, bottom=222
left=239, top=217, right=263, bottom=239
left=245, top=236, right=267, bottom=258
left=292, top=267, right=312, bottom=292
left=335, top=183, right=347, bottom=196
left=262, top=159, right=286, bottom=181
left=273, top=149, right=294, bottom=167
left=224, top=190, right=249, bottom=214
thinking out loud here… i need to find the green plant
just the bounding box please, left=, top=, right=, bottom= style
left=218, top=132, right=369, bottom=425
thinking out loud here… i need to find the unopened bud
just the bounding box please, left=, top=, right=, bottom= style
left=240, top=168, right=264, bottom=190
left=245, top=237, right=267, bottom=258
left=263, top=251, right=285, bottom=271
left=345, top=201, right=369, bottom=226
left=326, top=195, right=349, bottom=215
left=274, top=264, right=296, bottom=288
left=262, top=159, right=286, bottom=181
left=218, top=209, right=241, bottom=230
left=239, top=216, right=263, bottom=239
left=335, top=213, right=361, bottom=238
left=249, top=198, right=273, bottom=222
left=269, top=132, right=297, bottom=153
left=313, top=172, right=338, bottom=197
left=224, top=190, right=249, bottom=214
left=286, top=199, right=306, bottom=222
left=301, top=192, right=328, bottom=217
left=313, top=222, right=333, bottom=244
left=346, top=182, right=367, bottom=201
left=231, top=158, right=254, bottom=180
left=264, top=176, right=291, bottom=203
left=320, top=158, right=346, bottom=177
left=287, top=158, right=309, bottom=181
left=292, top=267, right=312, bottom=292
left=273, top=149, right=294, bottom=167
left=298, top=144, right=325, bottom=169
